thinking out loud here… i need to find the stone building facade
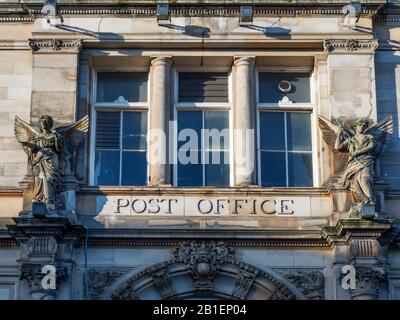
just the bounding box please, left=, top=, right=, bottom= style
left=0, top=0, right=400, bottom=300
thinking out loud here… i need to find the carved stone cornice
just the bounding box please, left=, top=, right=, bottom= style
left=324, top=39, right=379, bottom=54
left=322, top=218, right=393, bottom=246
left=28, top=38, right=83, bottom=53
left=23, top=5, right=382, bottom=18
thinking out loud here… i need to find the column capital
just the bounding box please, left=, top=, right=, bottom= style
left=233, top=56, right=255, bottom=68
left=151, top=56, right=173, bottom=68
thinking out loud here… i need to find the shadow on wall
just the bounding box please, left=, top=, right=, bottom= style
left=241, top=24, right=291, bottom=40
left=374, top=25, right=400, bottom=188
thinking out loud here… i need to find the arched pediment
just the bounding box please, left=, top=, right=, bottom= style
left=98, top=241, right=310, bottom=300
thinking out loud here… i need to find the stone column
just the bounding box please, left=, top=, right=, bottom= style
left=149, top=56, right=172, bottom=186
left=233, top=57, right=255, bottom=186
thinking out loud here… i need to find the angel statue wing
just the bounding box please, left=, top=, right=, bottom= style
left=55, top=115, right=89, bottom=148
left=365, top=115, right=393, bottom=158
left=318, top=116, right=351, bottom=159
left=14, top=116, right=40, bottom=144
left=55, top=115, right=89, bottom=175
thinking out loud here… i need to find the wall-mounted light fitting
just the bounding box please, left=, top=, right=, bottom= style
left=41, top=0, right=63, bottom=27
left=157, top=3, right=170, bottom=23
left=240, top=6, right=253, bottom=25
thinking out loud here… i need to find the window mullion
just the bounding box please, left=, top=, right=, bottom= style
left=202, top=110, right=206, bottom=187
left=119, top=111, right=123, bottom=186
left=284, top=112, right=289, bottom=187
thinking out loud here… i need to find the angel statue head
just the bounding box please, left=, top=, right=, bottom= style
left=39, top=115, right=54, bottom=132
left=318, top=115, right=393, bottom=219
left=354, top=118, right=370, bottom=134
left=14, top=114, right=89, bottom=212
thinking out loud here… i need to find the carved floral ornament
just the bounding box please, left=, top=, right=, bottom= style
left=28, top=38, right=83, bottom=53
left=107, top=241, right=325, bottom=300
left=324, top=39, right=379, bottom=53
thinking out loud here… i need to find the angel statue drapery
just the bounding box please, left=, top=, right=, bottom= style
left=318, top=115, right=393, bottom=217
left=14, top=115, right=89, bottom=211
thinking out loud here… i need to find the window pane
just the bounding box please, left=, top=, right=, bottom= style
left=179, top=72, right=228, bottom=103
left=205, top=151, right=230, bottom=187
left=94, top=150, right=120, bottom=185
left=177, top=111, right=202, bottom=150
left=97, top=72, right=148, bottom=103
left=287, top=113, right=312, bottom=151
left=177, top=150, right=202, bottom=186
left=260, top=151, right=286, bottom=187
left=96, top=111, right=120, bottom=149
left=259, top=73, right=310, bottom=103
left=259, top=112, right=285, bottom=150
left=205, top=111, right=229, bottom=150
left=123, top=112, right=147, bottom=150
left=288, top=153, right=313, bottom=187
left=121, top=151, right=147, bottom=186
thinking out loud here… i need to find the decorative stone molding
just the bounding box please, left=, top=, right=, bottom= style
left=151, top=268, right=176, bottom=300
left=28, top=38, right=83, bottom=53
left=324, top=39, right=379, bottom=53
left=26, top=236, right=57, bottom=257
left=349, top=239, right=381, bottom=258
left=110, top=241, right=300, bottom=300
left=232, top=266, right=259, bottom=300
left=277, top=269, right=325, bottom=300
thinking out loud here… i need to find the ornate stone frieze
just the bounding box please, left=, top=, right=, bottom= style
left=324, top=39, right=379, bottom=53
left=28, top=38, right=82, bottom=53
left=276, top=269, right=325, bottom=300
left=88, top=267, right=132, bottom=299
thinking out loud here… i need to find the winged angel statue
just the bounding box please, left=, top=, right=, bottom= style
left=318, top=115, right=393, bottom=217
left=14, top=115, right=89, bottom=211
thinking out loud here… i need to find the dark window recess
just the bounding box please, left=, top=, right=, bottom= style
left=179, top=72, right=229, bottom=103
left=258, top=72, right=311, bottom=104
left=96, top=72, right=148, bottom=103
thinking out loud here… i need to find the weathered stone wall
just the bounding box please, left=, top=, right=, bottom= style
left=0, top=50, right=32, bottom=188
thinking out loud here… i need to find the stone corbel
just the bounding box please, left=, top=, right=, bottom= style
left=323, top=39, right=379, bottom=54
left=28, top=38, right=83, bottom=53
